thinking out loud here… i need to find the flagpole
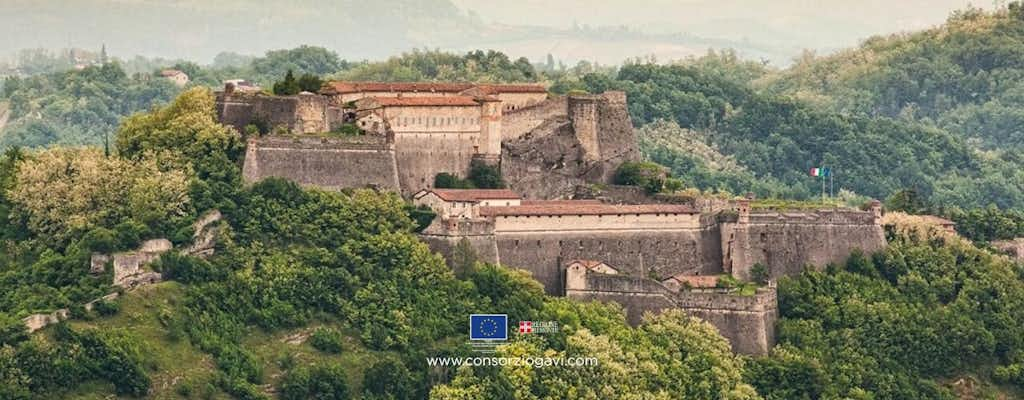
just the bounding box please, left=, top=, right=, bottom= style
left=821, top=167, right=826, bottom=203
left=829, top=169, right=834, bottom=199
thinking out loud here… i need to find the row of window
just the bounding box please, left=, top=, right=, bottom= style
left=394, top=116, right=479, bottom=127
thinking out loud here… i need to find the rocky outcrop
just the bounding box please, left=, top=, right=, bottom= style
left=186, top=210, right=223, bottom=258
left=992, top=238, right=1024, bottom=260
left=109, top=239, right=172, bottom=288
left=501, top=92, right=640, bottom=199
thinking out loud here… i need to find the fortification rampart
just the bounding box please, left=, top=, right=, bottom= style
left=242, top=135, right=401, bottom=191
left=722, top=204, right=886, bottom=281
left=394, top=132, right=480, bottom=195
left=216, top=92, right=341, bottom=134
left=565, top=269, right=777, bottom=355
left=502, top=97, right=569, bottom=140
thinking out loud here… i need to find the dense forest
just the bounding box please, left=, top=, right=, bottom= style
left=3, top=4, right=1024, bottom=399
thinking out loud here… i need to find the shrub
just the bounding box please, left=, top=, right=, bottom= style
left=467, top=160, right=504, bottom=189
left=404, top=204, right=436, bottom=233
left=434, top=173, right=473, bottom=189
left=79, top=227, right=118, bottom=253
left=614, top=161, right=669, bottom=194
left=309, top=327, right=343, bottom=354
left=0, top=314, right=28, bottom=346
left=362, top=358, right=420, bottom=400
left=93, top=299, right=120, bottom=317
left=750, top=263, right=769, bottom=285
left=279, top=363, right=349, bottom=400
left=159, top=252, right=225, bottom=284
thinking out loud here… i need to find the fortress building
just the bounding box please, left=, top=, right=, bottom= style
left=218, top=81, right=888, bottom=355
left=218, top=81, right=638, bottom=197
left=415, top=188, right=886, bottom=354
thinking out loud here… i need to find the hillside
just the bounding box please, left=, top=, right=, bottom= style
left=582, top=7, right=1024, bottom=210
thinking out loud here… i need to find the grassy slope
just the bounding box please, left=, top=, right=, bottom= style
left=49, top=282, right=388, bottom=399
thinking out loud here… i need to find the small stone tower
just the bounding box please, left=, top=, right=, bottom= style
left=869, top=199, right=883, bottom=225
left=568, top=95, right=601, bottom=162
left=476, top=97, right=503, bottom=165
left=729, top=198, right=754, bottom=281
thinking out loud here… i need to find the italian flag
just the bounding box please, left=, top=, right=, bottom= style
left=810, top=167, right=822, bottom=177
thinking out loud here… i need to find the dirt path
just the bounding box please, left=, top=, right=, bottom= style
left=0, top=102, right=8, bottom=132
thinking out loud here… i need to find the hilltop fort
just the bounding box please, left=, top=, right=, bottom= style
left=217, top=81, right=638, bottom=198
left=414, top=188, right=885, bottom=354
left=215, top=81, right=887, bottom=355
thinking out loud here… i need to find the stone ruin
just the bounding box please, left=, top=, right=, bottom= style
left=24, top=210, right=223, bottom=332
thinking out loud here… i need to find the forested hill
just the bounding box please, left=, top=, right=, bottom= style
left=586, top=6, right=1024, bottom=210
left=765, top=5, right=1024, bottom=150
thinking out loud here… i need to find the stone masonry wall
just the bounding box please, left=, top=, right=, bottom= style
left=242, top=135, right=401, bottom=191
left=393, top=132, right=480, bottom=195
left=565, top=271, right=777, bottom=355
left=501, top=97, right=568, bottom=140
left=494, top=225, right=723, bottom=294
left=216, top=93, right=332, bottom=134
left=721, top=209, right=886, bottom=280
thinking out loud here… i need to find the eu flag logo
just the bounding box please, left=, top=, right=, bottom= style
left=469, top=314, right=508, bottom=341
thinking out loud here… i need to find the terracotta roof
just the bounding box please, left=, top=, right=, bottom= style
left=160, top=69, right=184, bottom=77
left=419, top=189, right=521, bottom=202
left=361, top=96, right=483, bottom=107
left=665, top=274, right=719, bottom=288
left=920, top=215, right=956, bottom=226
left=521, top=200, right=603, bottom=206
left=321, top=81, right=546, bottom=95
left=479, top=203, right=697, bottom=217
left=475, top=84, right=548, bottom=94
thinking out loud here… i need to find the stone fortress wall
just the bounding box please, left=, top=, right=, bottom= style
left=417, top=190, right=886, bottom=354
left=241, top=135, right=401, bottom=191
left=565, top=268, right=778, bottom=355
left=722, top=199, right=886, bottom=281
left=223, top=81, right=637, bottom=198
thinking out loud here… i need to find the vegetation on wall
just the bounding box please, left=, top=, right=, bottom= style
left=747, top=217, right=1024, bottom=399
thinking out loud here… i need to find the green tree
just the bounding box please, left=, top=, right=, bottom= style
left=273, top=70, right=301, bottom=95
left=467, top=160, right=504, bottom=189
left=279, top=363, right=350, bottom=400
left=363, top=358, right=421, bottom=400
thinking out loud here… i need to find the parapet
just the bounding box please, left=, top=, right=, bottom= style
left=564, top=264, right=777, bottom=355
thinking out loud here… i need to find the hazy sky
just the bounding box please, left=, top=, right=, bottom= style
left=0, top=0, right=999, bottom=66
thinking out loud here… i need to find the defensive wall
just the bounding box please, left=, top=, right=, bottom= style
left=565, top=266, right=778, bottom=355
left=216, top=90, right=342, bottom=134
left=241, top=135, right=401, bottom=191
left=722, top=200, right=886, bottom=281
left=421, top=200, right=885, bottom=295
left=501, top=97, right=569, bottom=140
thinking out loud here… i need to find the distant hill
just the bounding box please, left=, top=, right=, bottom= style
left=763, top=6, right=1024, bottom=150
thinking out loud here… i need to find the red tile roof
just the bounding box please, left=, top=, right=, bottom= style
left=475, top=84, right=548, bottom=94
left=521, top=200, right=603, bottom=206
left=361, top=96, right=483, bottom=107
left=479, top=203, right=697, bottom=217
left=321, top=81, right=546, bottom=95
left=160, top=69, right=184, bottom=77
left=420, top=189, right=521, bottom=202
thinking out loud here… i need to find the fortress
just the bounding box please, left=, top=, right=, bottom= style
left=414, top=189, right=885, bottom=354
left=217, top=81, right=638, bottom=197
left=215, top=81, right=887, bottom=355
